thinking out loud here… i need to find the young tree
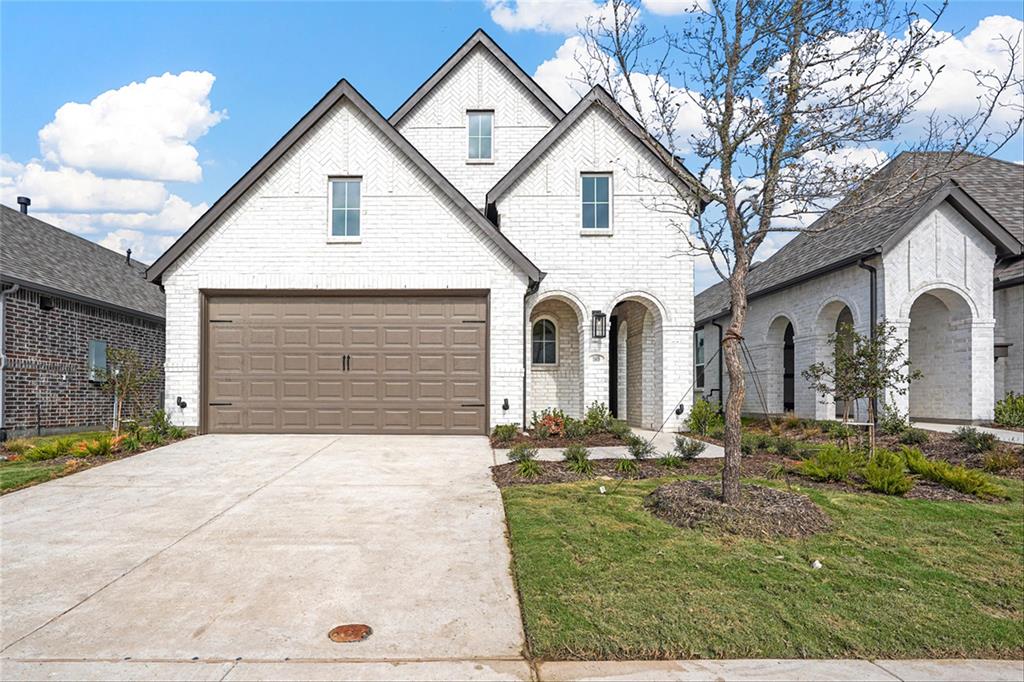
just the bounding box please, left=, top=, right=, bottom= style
left=803, top=321, right=922, bottom=452
left=578, top=0, right=1022, bottom=503
left=98, top=348, right=161, bottom=433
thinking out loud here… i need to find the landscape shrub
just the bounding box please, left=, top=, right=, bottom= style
left=898, top=427, right=929, bottom=445
left=82, top=435, right=114, bottom=458
left=3, top=438, right=34, bottom=455
left=562, top=417, right=588, bottom=441
left=562, top=442, right=593, bottom=475
left=707, top=426, right=725, bottom=441
left=768, top=436, right=799, bottom=458
left=659, top=453, right=684, bottom=468
left=863, top=450, right=913, bottom=495
left=583, top=401, right=613, bottom=433
left=823, top=421, right=856, bottom=441
left=140, top=429, right=166, bottom=446
left=614, top=458, right=638, bottom=474
left=625, top=434, right=656, bottom=460
left=994, top=391, right=1024, bottom=428
left=531, top=408, right=567, bottom=439
left=879, top=403, right=909, bottom=436
left=687, top=399, right=723, bottom=436
left=797, top=444, right=865, bottom=482
left=674, top=435, right=706, bottom=460
left=954, top=426, right=997, bottom=453
left=901, top=447, right=1007, bottom=499
left=24, top=436, right=77, bottom=462
left=148, top=409, right=175, bottom=437
left=982, top=450, right=1019, bottom=473
left=166, top=424, right=189, bottom=440
left=801, top=425, right=823, bottom=439
left=782, top=412, right=803, bottom=430
left=120, top=434, right=142, bottom=454
left=509, top=443, right=540, bottom=478
left=608, top=419, right=632, bottom=439
left=491, top=423, right=519, bottom=444
left=740, top=433, right=770, bottom=455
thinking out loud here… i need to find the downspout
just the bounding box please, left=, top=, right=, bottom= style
left=0, top=284, right=20, bottom=441
left=858, top=256, right=879, bottom=421
left=523, top=279, right=540, bottom=428
left=712, top=318, right=724, bottom=406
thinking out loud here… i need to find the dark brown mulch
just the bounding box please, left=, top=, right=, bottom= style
left=878, top=432, right=1024, bottom=480
left=490, top=431, right=626, bottom=449
left=644, top=480, right=833, bottom=539
left=781, top=471, right=985, bottom=504
left=492, top=458, right=675, bottom=487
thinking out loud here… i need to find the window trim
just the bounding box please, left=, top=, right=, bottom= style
left=88, top=339, right=107, bottom=383
left=694, top=328, right=705, bottom=390
left=531, top=317, right=558, bottom=368
left=580, top=172, right=613, bottom=234
left=466, top=110, right=495, bottom=164
left=327, top=176, right=363, bottom=243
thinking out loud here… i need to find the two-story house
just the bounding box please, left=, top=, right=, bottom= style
left=146, top=30, right=703, bottom=435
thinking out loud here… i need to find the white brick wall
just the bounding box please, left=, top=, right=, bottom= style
left=161, top=98, right=530, bottom=430
left=396, top=45, right=558, bottom=209
left=528, top=298, right=583, bottom=419
left=498, top=105, right=696, bottom=431
left=697, top=201, right=1001, bottom=423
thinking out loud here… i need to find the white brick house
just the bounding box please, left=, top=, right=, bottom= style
left=694, top=154, right=1023, bottom=424
left=147, top=30, right=703, bottom=435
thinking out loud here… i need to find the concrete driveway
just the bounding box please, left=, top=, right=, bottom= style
left=1, top=435, right=529, bottom=681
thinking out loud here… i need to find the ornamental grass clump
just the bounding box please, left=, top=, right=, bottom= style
left=509, top=443, right=541, bottom=478
left=674, top=435, right=706, bottom=460
left=863, top=450, right=914, bottom=496
left=491, top=423, right=519, bottom=445
left=562, top=442, right=593, bottom=476
left=901, top=446, right=1008, bottom=499
left=797, top=444, right=865, bottom=483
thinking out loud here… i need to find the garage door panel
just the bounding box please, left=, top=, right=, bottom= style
left=206, top=294, right=487, bottom=434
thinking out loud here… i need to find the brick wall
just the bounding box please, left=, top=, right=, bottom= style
left=528, top=298, right=583, bottom=419
left=994, top=284, right=1024, bottom=401
left=2, top=287, right=164, bottom=437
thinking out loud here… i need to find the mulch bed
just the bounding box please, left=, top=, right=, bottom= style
left=644, top=480, right=833, bottom=539
left=492, top=458, right=677, bottom=487
left=491, top=431, right=627, bottom=449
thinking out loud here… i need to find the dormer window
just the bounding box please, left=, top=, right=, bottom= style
left=468, top=111, right=493, bottom=161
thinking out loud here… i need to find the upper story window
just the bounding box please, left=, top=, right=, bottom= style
left=532, top=318, right=557, bottom=365
left=694, top=329, right=705, bottom=389
left=468, top=111, right=493, bottom=161
left=329, top=178, right=361, bottom=239
left=581, top=174, right=611, bottom=230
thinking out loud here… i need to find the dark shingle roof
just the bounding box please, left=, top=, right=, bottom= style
left=1, top=204, right=165, bottom=319
left=695, top=153, right=1024, bottom=323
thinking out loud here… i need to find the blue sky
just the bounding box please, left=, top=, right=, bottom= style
left=2, top=1, right=1022, bottom=290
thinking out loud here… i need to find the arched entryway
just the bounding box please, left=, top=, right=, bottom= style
left=764, top=315, right=796, bottom=415
left=814, top=300, right=858, bottom=420
left=527, top=295, right=585, bottom=419
left=609, top=293, right=666, bottom=429
left=907, top=288, right=974, bottom=421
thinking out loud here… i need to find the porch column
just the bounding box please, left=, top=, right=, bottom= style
left=582, top=322, right=608, bottom=417
left=887, top=318, right=911, bottom=418
left=969, top=318, right=996, bottom=422
left=795, top=333, right=829, bottom=420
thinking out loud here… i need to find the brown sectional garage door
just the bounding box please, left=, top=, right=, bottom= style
left=205, top=293, right=487, bottom=434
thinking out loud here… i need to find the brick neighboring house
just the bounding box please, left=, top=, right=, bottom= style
left=693, top=153, right=1024, bottom=424
left=145, top=30, right=707, bottom=435
left=1, top=203, right=166, bottom=439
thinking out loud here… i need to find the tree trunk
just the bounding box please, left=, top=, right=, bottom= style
left=721, top=279, right=749, bottom=505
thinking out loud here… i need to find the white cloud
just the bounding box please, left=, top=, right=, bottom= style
left=96, top=229, right=178, bottom=263
left=487, top=0, right=603, bottom=33
left=533, top=36, right=592, bottom=109
left=1, top=159, right=168, bottom=213
left=38, top=71, right=226, bottom=183
left=641, top=0, right=707, bottom=16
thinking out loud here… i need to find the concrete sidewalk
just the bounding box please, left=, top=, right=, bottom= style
left=914, top=421, right=1024, bottom=445
left=493, top=429, right=724, bottom=465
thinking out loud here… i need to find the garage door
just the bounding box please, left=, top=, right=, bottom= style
left=205, top=294, right=487, bottom=434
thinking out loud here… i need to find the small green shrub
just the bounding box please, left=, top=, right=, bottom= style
left=608, top=419, right=632, bottom=439
left=491, top=423, right=520, bottom=444
left=797, top=444, right=865, bottom=482
left=24, top=436, right=77, bottom=462
left=120, top=434, right=142, bottom=454
left=740, top=432, right=769, bottom=455
left=583, top=401, right=613, bottom=433
left=982, top=450, right=1019, bottom=473
left=687, top=399, right=723, bottom=436
left=531, top=408, right=567, bottom=438
left=674, top=435, right=706, bottom=460
left=563, top=417, right=589, bottom=441
left=824, top=422, right=856, bottom=441
left=562, top=442, right=593, bottom=475
left=954, top=426, right=997, bottom=453
left=140, top=429, right=166, bottom=446
left=508, top=443, right=539, bottom=463
left=879, top=403, right=909, bottom=436
left=614, top=458, right=638, bottom=475
left=625, top=434, right=656, bottom=460
left=707, top=426, right=725, bottom=441
left=659, top=453, right=684, bottom=468
left=768, top=436, right=799, bottom=458
left=167, top=425, right=189, bottom=440
left=994, top=391, right=1024, bottom=428
left=516, top=459, right=541, bottom=478
left=4, top=438, right=34, bottom=455
left=901, top=447, right=1008, bottom=499
left=782, top=412, right=803, bottom=430
left=863, top=450, right=913, bottom=495
left=898, top=427, right=929, bottom=445
left=148, top=409, right=174, bottom=436
left=83, top=435, right=113, bottom=458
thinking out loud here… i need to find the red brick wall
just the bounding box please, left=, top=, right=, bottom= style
left=2, top=286, right=164, bottom=437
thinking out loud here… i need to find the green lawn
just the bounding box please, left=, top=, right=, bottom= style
left=502, top=476, right=1024, bottom=661
left=0, top=430, right=111, bottom=493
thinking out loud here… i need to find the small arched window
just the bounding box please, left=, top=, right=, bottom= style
left=532, top=319, right=557, bottom=365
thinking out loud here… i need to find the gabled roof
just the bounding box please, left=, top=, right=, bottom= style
left=1, top=204, right=165, bottom=320
left=694, top=153, right=1024, bottom=325
left=485, top=85, right=708, bottom=208
left=147, top=79, right=542, bottom=283
left=389, top=28, right=565, bottom=126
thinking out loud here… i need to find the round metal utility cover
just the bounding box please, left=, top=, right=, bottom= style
left=328, top=624, right=372, bottom=643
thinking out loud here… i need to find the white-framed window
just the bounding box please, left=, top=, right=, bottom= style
left=532, top=318, right=557, bottom=365
left=329, top=178, right=361, bottom=239
left=88, top=339, right=107, bottom=383
left=581, top=173, right=611, bottom=230
left=467, top=111, right=493, bottom=161
left=695, top=329, right=705, bottom=389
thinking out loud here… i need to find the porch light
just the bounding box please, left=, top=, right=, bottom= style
left=591, top=310, right=607, bottom=339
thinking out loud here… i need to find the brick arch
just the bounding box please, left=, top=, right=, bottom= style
left=814, top=297, right=861, bottom=337
left=899, top=282, right=978, bottom=320
left=607, top=290, right=668, bottom=325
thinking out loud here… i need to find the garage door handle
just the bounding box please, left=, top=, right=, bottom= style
left=342, top=354, right=350, bottom=371
left=461, top=403, right=485, bottom=408
left=209, top=402, right=233, bottom=406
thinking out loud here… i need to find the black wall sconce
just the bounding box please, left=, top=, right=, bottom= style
left=502, top=398, right=510, bottom=411
left=176, top=396, right=188, bottom=409
left=591, top=310, right=607, bottom=339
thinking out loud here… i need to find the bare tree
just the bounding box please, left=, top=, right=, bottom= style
left=578, top=0, right=1023, bottom=503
